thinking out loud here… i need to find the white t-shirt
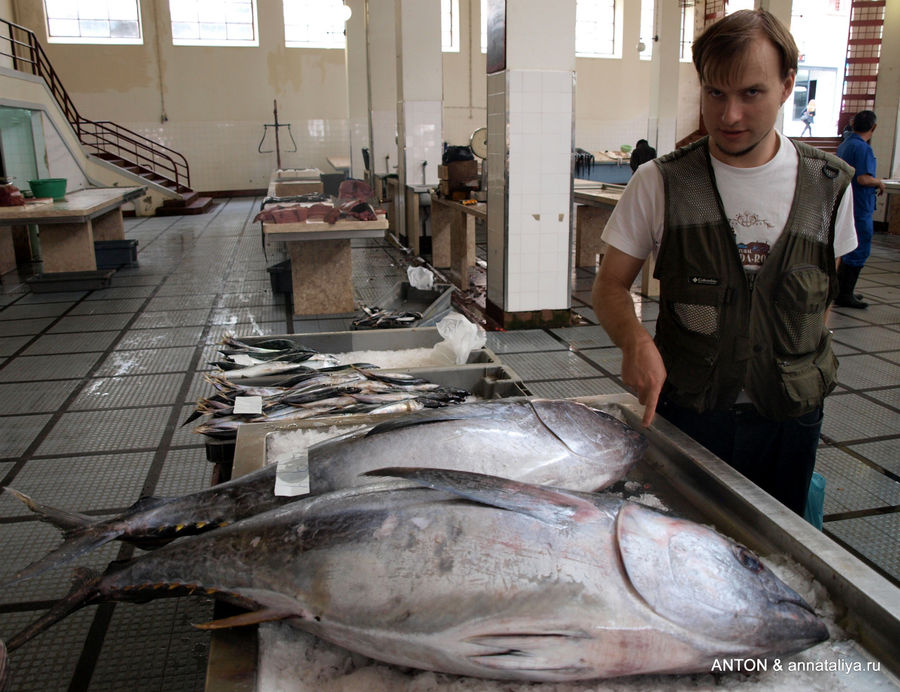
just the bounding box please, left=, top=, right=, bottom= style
left=602, top=132, right=858, bottom=270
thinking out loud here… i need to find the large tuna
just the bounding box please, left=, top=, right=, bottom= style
left=307, top=398, right=647, bottom=493
left=3, top=468, right=827, bottom=683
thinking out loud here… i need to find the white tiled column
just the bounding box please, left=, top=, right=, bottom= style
left=648, top=0, right=681, bottom=156
left=345, top=0, right=369, bottom=179
left=395, top=0, right=443, bottom=241
left=485, top=0, right=576, bottom=326
left=365, top=0, right=399, bottom=180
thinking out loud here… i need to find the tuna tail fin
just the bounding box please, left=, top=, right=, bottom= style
left=2, top=530, right=120, bottom=587
left=6, top=568, right=101, bottom=654
left=3, top=486, right=94, bottom=532
left=363, top=467, right=600, bottom=525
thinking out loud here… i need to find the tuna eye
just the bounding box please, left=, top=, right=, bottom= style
left=735, top=547, right=763, bottom=573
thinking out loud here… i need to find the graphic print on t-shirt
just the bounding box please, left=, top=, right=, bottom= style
left=730, top=209, right=774, bottom=271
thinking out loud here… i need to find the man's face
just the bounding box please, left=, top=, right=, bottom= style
left=700, top=32, right=795, bottom=168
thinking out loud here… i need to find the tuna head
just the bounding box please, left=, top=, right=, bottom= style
left=616, top=503, right=828, bottom=659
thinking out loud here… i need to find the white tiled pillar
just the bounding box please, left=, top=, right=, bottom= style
left=648, top=0, right=681, bottom=156
left=485, top=0, right=576, bottom=326
left=395, top=0, right=443, bottom=241
left=365, top=0, right=399, bottom=180
left=345, top=0, right=369, bottom=180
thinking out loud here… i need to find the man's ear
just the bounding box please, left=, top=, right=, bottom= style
left=781, top=69, right=796, bottom=105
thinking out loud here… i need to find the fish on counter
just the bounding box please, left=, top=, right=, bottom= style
left=6, top=399, right=646, bottom=582
left=308, top=398, right=647, bottom=493
left=0, top=468, right=828, bottom=685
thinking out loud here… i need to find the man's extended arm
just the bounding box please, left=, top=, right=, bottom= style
left=592, top=247, right=667, bottom=426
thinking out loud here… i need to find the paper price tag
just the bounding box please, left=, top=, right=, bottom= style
left=275, top=451, right=309, bottom=496
left=231, top=354, right=257, bottom=366
left=233, top=396, right=263, bottom=414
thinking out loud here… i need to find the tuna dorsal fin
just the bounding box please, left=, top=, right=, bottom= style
left=362, top=467, right=598, bottom=525
left=363, top=401, right=518, bottom=437
left=193, top=608, right=294, bottom=630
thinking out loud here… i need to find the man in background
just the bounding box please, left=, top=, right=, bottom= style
left=629, top=139, right=657, bottom=173
left=835, top=110, right=886, bottom=309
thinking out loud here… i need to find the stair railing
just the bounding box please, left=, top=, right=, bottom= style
left=0, top=18, right=191, bottom=192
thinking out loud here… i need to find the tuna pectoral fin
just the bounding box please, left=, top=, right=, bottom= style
left=194, top=608, right=295, bottom=630
left=3, top=487, right=94, bottom=531
left=467, top=632, right=593, bottom=675
left=2, top=531, right=120, bottom=587
left=363, top=467, right=599, bottom=525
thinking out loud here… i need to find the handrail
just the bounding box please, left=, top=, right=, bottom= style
left=0, top=17, right=191, bottom=192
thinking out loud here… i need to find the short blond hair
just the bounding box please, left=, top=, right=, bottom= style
left=693, top=9, right=798, bottom=86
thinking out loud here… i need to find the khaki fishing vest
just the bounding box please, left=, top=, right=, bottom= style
left=653, top=137, right=852, bottom=420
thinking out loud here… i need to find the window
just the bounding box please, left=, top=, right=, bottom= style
left=44, top=0, right=142, bottom=44
left=576, top=0, right=616, bottom=58
left=442, top=0, right=460, bottom=52
left=169, top=0, right=257, bottom=47
left=283, top=0, right=348, bottom=49
left=679, top=1, right=694, bottom=61
left=639, top=1, right=693, bottom=62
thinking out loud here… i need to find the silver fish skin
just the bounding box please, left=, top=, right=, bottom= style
left=307, top=398, right=647, bottom=493
left=222, top=360, right=313, bottom=379
left=3, top=469, right=828, bottom=682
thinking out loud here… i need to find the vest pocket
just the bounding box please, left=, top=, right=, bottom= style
left=774, top=265, right=829, bottom=356
left=776, top=332, right=838, bottom=415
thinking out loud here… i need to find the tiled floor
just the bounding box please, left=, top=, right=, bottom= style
left=0, top=197, right=898, bottom=691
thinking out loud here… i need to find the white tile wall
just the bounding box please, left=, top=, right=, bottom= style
left=122, top=119, right=353, bottom=192
left=401, top=100, right=442, bottom=186
left=370, top=109, right=399, bottom=176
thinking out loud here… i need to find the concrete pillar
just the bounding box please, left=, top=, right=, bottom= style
left=485, top=0, right=576, bottom=328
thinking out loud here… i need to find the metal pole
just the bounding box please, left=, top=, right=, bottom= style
left=273, top=100, right=282, bottom=169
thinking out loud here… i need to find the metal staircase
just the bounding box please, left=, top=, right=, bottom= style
left=0, top=18, right=212, bottom=215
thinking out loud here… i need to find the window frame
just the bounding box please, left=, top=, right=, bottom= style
left=283, top=0, right=348, bottom=50
left=442, top=0, right=460, bottom=53
left=43, top=0, right=143, bottom=45
left=169, top=0, right=259, bottom=48
left=575, top=0, right=620, bottom=60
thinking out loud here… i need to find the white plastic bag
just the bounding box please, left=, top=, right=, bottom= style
left=407, top=265, right=434, bottom=291
left=432, top=312, right=486, bottom=365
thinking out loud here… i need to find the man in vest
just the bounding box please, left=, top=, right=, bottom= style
left=591, top=10, right=857, bottom=516
left=835, top=110, right=886, bottom=309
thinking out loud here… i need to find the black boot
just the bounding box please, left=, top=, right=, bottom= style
left=835, top=264, right=868, bottom=309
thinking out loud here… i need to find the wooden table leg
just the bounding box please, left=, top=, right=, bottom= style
left=39, top=221, right=97, bottom=272
left=574, top=205, right=612, bottom=268
left=288, top=239, right=354, bottom=315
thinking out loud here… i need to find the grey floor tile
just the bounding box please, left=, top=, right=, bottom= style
left=132, top=309, right=210, bottom=329
left=84, top=284, right=157, bottom=300
left=2, top=317, right=56, bottom=336
left=70, top=373, right=186, bottom=409
left=822, top=394, right=900, bottom=443
left=845, top=438, right=900, bottom=476
left=0, top=380, right=80, bottom=414
left=551, top=324, right=614, bottom=349
left=47, top=313, right=133, bottom=333
left=816, top=447, right=900, bottom=513
left=13, top=291, right=86, bottom=304
left=22, top=330, right=120, bottom=355
left=154, top=447, right=215, bottom=496
left=0, top=335, right=32, bottom=356
left=116, top=326, right=206, bottom=349
left=486, top=329, right=567, bottom=354
left=94, top=347, right=197, bottom=377
left=0, top=452, right=156, bottom=517
left=835, top=354, right=900, bottom=390
left=0, top=352, right=101, bottom=382
left=497, top=350, right=604, bottom=380
left=145, top=294, right=221, bottom=312
left=0, top=302, right=73, bottom=320
left=35, top=406, right=172, bottom=455
left=831, top=325, right=900, bottom=352
left=0, top=414, right=53, bottom=457
left=524, top=377, right=627, bottom=399
left=580, top=347, right=624, bottom=376
left=67, top=297, right=148, bottom=314
left=825, top=514, right=900, bottom=583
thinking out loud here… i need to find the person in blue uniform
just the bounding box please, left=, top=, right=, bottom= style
left=835, top=110, right=886, bottom=309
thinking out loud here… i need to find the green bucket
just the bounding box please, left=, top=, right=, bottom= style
left=29, top=178, right=67, bottom=200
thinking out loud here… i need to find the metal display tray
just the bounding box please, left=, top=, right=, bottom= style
left=207, top=394, right=900, bottom=690
left=230, top=327, right=504, bottom=380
